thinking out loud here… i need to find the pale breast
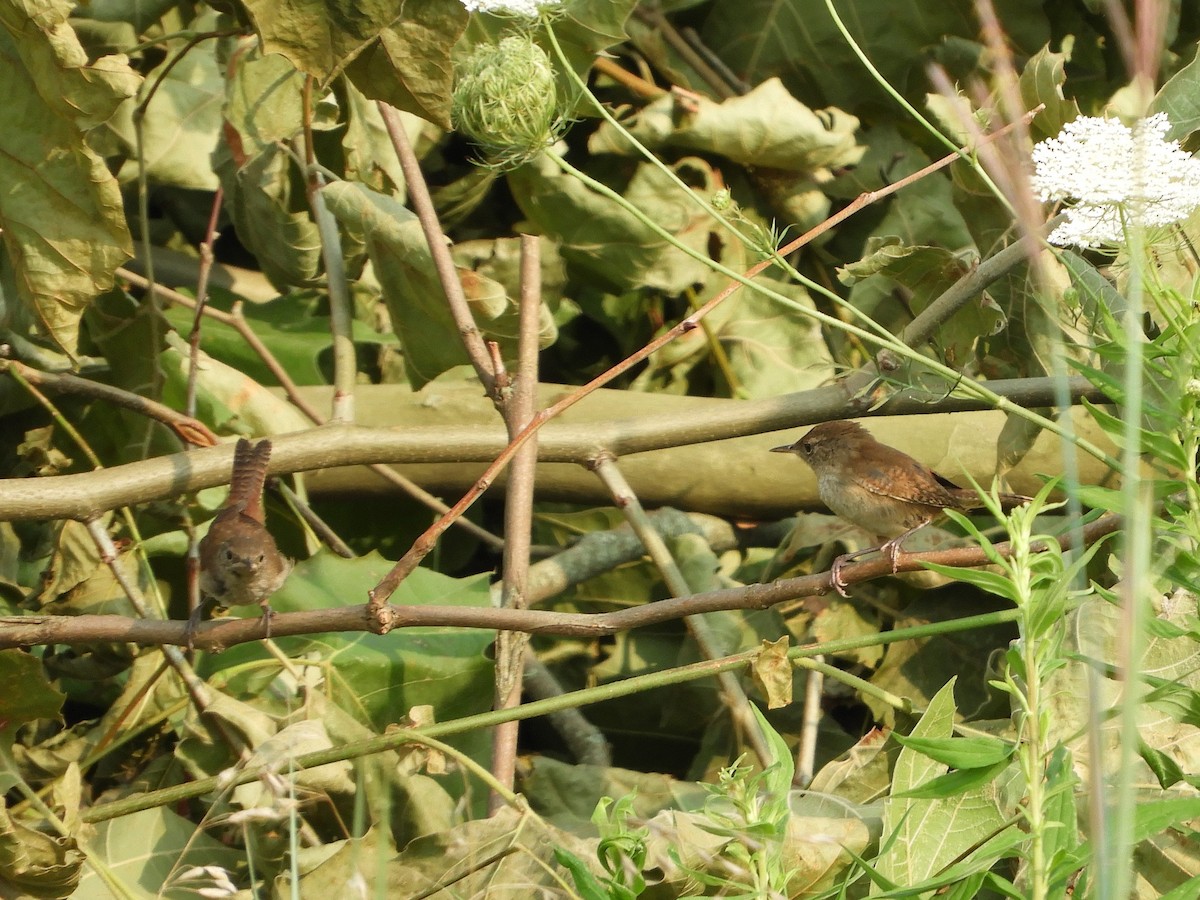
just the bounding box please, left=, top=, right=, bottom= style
left=817, top=472, right=939, bottom=537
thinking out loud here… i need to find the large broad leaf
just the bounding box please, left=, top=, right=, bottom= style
left=0, top=792, right=84, bottom=898
left=876, top=680, right=1016, bottom=889
left=1046, top=596, right=1200, bottom=786
left=322, top=180, right=519, bottom=387
left=205, top=552, right=495, bottom=733
left=0, top=0, right=137, bottom=357
left=160, top=288, right=399, bottom=388
left=215, top=48, right=322, bottom=289
left=241, top=0, right=467, bottom=128
left=630, top=271, right=836, bottom=399
left=591, top=78, right=864, bottom=174
left=868, top=591, right=1016, bottom=724
left=116, top=11, right=224, bottom=190
left=1153, top=42, right=1200, bottom=141
left=78, top=807, right=241, bottom=897
left=304, top=808, right=600, bottom=896
left=0, top=650, right=64, bottom=741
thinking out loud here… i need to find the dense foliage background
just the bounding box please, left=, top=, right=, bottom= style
left=1, top=0, right=1199, bottom=896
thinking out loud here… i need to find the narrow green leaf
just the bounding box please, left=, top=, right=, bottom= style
left=1137, top=737, right=1189, bottom=790
left=553, top=848, right=616, bottom=900
left=890, top=734, right=1015, bottom=769
left=891, top=758, right=1011, bottom=800
left=921, top=562, right=1018, bottom=601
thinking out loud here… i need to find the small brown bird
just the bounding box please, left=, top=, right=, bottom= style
left=191, top=438, right=291, bottom=644
left=771, top=420, right=1028, bottom=595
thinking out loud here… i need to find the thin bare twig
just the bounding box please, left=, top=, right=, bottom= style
left=276, top=479, right=354, bottom=558
left=377, top=102, right=497, bottom=396
left=186, top=188, right=225, bottom=421
left=591, top=452, right=773, bottom=767
left=632, top=7, right=737, bottom=99
left=489, top=235, right=542, bottom=810
left=1, top=360, right=216, bottom=448
left=591, top=56, right=667, bottom=100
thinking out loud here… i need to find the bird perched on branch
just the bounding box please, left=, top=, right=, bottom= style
left=771, top=420, right=1029, bottom=596
left=190, top=438, right=291, bottom=646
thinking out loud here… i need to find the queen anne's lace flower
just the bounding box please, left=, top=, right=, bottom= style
left=460, top=0, right=560, bottom=14
left=1031, top=113, right=1200, bottom=248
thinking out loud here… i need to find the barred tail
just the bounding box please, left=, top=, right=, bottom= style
left=227, top=438, right=272, bottom=523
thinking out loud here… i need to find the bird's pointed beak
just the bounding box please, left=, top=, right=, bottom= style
left=770, top=444, right=795, bottom=454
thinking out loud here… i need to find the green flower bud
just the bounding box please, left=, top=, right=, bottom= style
left=452, top=34, right=564, bottom=169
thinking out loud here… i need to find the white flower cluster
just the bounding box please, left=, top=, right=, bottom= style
left=459, top=0, right=560, bottom=15
left=1031, top=113, right=1200, bottom=248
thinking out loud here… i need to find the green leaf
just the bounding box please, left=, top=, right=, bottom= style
left=890, top=734, right=1015, bottom=769
left=1071, top=797, right=1200, bottom=853
left=241, top=0, right=466, bottom=129
left=593, top=78, right=863, bottom=173
left=215, top=48, right=322, bottom=289
left=1073, top=484, right=1125, bottom=513
left=0, top=1, right=137, bottom=356
left=116, top=16, right=223, bottom=190
left=78, top=807, right=245, bottom=897
left=553, top=848, right=616, bottom=900
left=0, top=796, right=84, bottom=898
left=1144, top=677, right=1200, bottom=729
left=1137, top=737, right=1195, bottom=790
left=841, top=238, right=1003, bottom=365
left=1160, top=874, right=1200, bottom=900
left=751, top=702, right=795, bottom=790
left=1019, top=42, right=1082, bottom=140
left=891, top=758, right=1011, bottom=800
left=702, top=0, right=1048, bottom=117
left=322, top=180, right=518, bottom=387
left=1041, top=746, right=1081, bottom=873
left=691, top=275, right=836, bottom=399
left=877, top=680, right=1014, bottom=889
left=1082, top=399, right=1187, bottom=468
left=1152, top=43, right=1200, bottom=141
left=160, top=289, right=397, bottom=387
left=0, top=650, right=64, bottom=732
left=921, top=562, right=1017, bottom=601
left=509, top=153, right=725, bottom=295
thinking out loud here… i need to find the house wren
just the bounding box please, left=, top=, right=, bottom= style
left=771, top=420, right=1028, bottom=595
left=191, top=438, right=291, bottom=644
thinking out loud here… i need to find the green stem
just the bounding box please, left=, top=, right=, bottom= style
left=1107, top=225, right=1152, bottom=900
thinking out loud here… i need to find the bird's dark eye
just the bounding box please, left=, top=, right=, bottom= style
left=257, top=553, right=265, bottom=563
left=800, top=440, right=814, bottom=454
left=222, top=548, right=234, bottom=561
